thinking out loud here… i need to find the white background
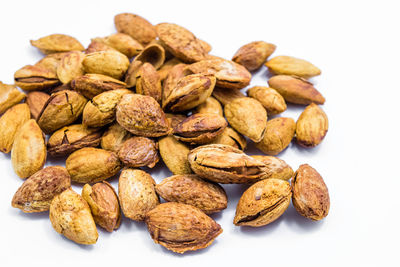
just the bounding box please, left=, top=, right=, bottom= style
left=1, top=0, right=399, bottom=266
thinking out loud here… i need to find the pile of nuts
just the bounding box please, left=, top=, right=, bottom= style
left=1, top=13, right=330, bottom=253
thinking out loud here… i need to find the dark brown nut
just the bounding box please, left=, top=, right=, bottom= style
left=116, top=94, right=171, bottom=137
left=212, top=86, right=246, bottom=106
left=145, top=202, right=222, bottom=254
left=156, top=23, right=206, bottom=63
left=163, top=74, right=216, bottom=112
left=210, top=127, right=247, bottom=150
left=92, top=33, right=144, bottom=58
left=268, top=75, right=325, bottom=105
left=234, top=179, right=291, bottom=227
left=82, top=50, right=130, bottom=80
left=14, top=65, right=59, bottom=91
left=162, top=63, right=190, bottom=105
left=66, top=147, right=122, bottom=183
left=82, top=89, right=132, bottom=127
left=251, top=155, right=294, bottom=181
left=124, top=60, right=143, bottom=88
left=82, top=181, right=121, bottom=232
left=56, top=51, right=85, bottom=84
left=85, top=40, right=117, bottom=54
left=224, top=97, right=267, bottom=142
left=158, top=135, right=192, bottom=175
left=292, top=164, right=330, bottom=220
left=296, top=103, right=329, bottom=147
left=232, top=41, right=276, bottom=71
left=47, top=124, right=102, bottom=157
left=26, top=91, right=50, bottom=119
left=188, top=144, right=267, bottom=184
left=157, top=58, right=183, bottom=81
left=0, top=82, right=26, bottom=114
left=133, top=43, right=166, bottom=70
left=173, top=113, right=227, bottom=145
left=194, top=96, right=223, bottom=116
left=247, top=86, right=287, bottom=115
left=30, top=34, right=84, bottom=54
left=136, top=63, right=162, bottom=103
left=256, top=117, right=296, bottom=155
left=188, top=59, right=251, bottom=89
left=11, top=166, right=71, bottom=213
left=37, top=90, right=87, bottom=134
left=72, top=73, right=127, bottom=99
left=156, top=174, right=227, bottom=214
left=101, top=122, right=132, bottom=152
left=118, top=137, right=159, bottom=168
left=114, top=13, right=157, bottom=45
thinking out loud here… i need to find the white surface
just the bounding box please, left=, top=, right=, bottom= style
left=1, top=0, right=399, bottom=266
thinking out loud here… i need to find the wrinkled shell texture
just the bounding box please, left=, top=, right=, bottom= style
left=136, top=63, right=162, bottom=103
left=251, top=155, right=294, bottom=181
left=232, top=41, right=276, bottom=71
left=296, top=103, right=329, bottom=147
left=93, top=33, right=144, bottom=58
left=101, top=122, right=132, bottom=152
left=26, top=91, right=49, bottom=119
left=82, top=50, right=130, bottom=80
left=0, top=104, right=30, bottom=153
left=158, top=135, right=192, bottom=175
left=115, top=13, right=157, bottom=45
left=145, top=202, right=222, bottom=253
left=247, top=86, right=286, bottom=115
left=118, top=137, right=159, bottom=168
left=72, top=74, right=127, bottom=99
left=265, top=55, right=321, bottom=78
left=30, top=34, right=84, bottom=54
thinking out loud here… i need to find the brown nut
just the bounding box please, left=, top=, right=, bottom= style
left=292, top=164, right=330, bottom=220
left=232, top=41, right=276, bottom=71
left=210, top=126, right=247, bottom=150
left=212, top=86, right=246, bottom=106
left=133, top=43, right=166, bottom=70
left=85, top=40, right=117, bottom=54
left=162, top=63, right=190, bottom=105
left=14, top=65, right=59, bottom=91
left=124, top=60, right=143, bottom=88
left=265, top=55, right=321, bottom=78
left=156, top=174, right=227, bottom=214
left=247, top=86, right=286, bottom=115
left=234, top=178, right=291, bottom=227
left=82, top=50, right=130, bottom=80
left=118, top=169, right=159, bottom=221
left=47, top=124, right=103, bottom=157
left=30, top=34, right=84, bottom=54
left=82, top=181, right=121, bottom=232
left=296, top=103, right=329, bottom=147
left=256, top=117, right=296, bottom=155
left=158, top=135, right=192, bottom=175
left=66, top=147, right=122, bottom=183
left=56, top=51, right=85, bottom=84
left=0, top=82, right=26, bottom=114
left=194, top=96, right=223, bottom=116
left=251, top=155, right=294, bottom=181
left=145, top=202, right=222, bottom=254
left=157, top=58, right=183, bottom=82
left=136, top=63, right=162, bottom=103
left=35, top=52, right=68, bottom=74
left=12, top=166, right=71, bottom=213
left=101, top=122, right=132, bottom=152
left=92, top=33, right=144, bottom=58
left=114, top=13, right=157, bottom=45
left=0, top=104, right=30, bottom=153
left=26, top=91, right=50, bottom=119
left=118, top=137, right=159, bottom=168
left=72, top=73, right=127, bottom=99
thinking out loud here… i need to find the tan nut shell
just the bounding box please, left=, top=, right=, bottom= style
left=210, top=126, right=247, bottom=150
left=30, top=34, right=84, bottom=54
left=162, top=63, right=190, bottom=105
left=158, top=135, right=192, bottom=175
left=72, top=74, right=127, bottom=99
left=247, top=86, right=286, bottom=115
left=82, top=50, right=130, bottom=80
left=296, top=103, right=328, bottom=147
left=56, top=51, right=85, bottom=84
left=92, top=33, right=143, bottom=58
left=118, top=137, right=159, bottom=168
left=114, top=13, right=157, bottom=45
left=251, top=156, right=294, bottom=181
left=265, top=55, right=321, bottom=78
left=0, top=82, right=26, bottom=114
left=14, top=65, right=59, bottom=91
left=194, top=96, right=223, bottom=116
left=157, top=58, right=183, bottom=81
left=0, top=104, right=30, bottom=153
left=133, top=43, right=166, bottom=70
left=212, top=86, right=246, bottom=106
left=136, top=63, right=162, bottom=103
left=232, top=41, right=276, bottom=71
left=101, top=122, right=132, bottom=152
left=26, top=91, right=50, bottom=119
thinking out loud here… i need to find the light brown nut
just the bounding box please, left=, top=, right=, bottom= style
left=162, top=63, right=190, bottom=104
left=37, top=90, right=87, bottom=134
left=188, top=59, right=251, bottom=89
left=124, top=60, right=143, bottom=88
left=251, top=155, right=294, bottom=180
left=292, top=164, right=330, bottom=220
left=114, top=13, right=157, bottom=45
left=296, top=103, right=328, bottom=147
left=163, top=74, right=216, bottom=112
left=92, top=33, right=143, bottom=58
left=49, top=188, right=98, bottom=245
left=156, top=23, right=206, bottom=63
left=85, top=40, right=117, bottom=54
left=194, top=96, right=223, bottom=116
left=118, top=169, right=159, bottom=221
left=116, top=94, right=171, bottom=137
left=0, top=82, right=26, bottom=114
left=30, top=34, right=84, bottom=54
left=47, top=124, right=102, bottom=157
left=82, top=50, right=130, bottom=80
left=173, top=113, right=227, bottom=145
left=11, top=166, right=71, bottom=212
left=14, top=65, right=59, bottom=91
left=157, top=58, right=183, bottom=81
left=268, top=75, right=325, bottom=105
left=56, top=51, right=85, bottom=84
left=212, top=86, right=246, bottom=106
left=82, top=182, right=121, bottom=232
left=66, top=147, right=122, bottom=183
left=101, top=122, right=132, bottom=152
left=0, top=104, right=30, bottom=153
left=234, top=178, right=291, bottom=227
left=165, top=113, right=187, bottom=129
left=247, top=86, right=286, bottom=115
left=210, top=126, right=247, bottom=150
left=26, top=91, right=50, bottom=119
left=72, top=73, right=127, bottom=99
left=256, top=117, right=296, bottom=155
left=11, top=120, right=46, bottom=179
left=82, top=89, right=132, bottom=127
left=156, top=175, right=227, bottom=214
left=118, top=137, right=159, bottom=168
left=224, top=97, right=267, bottom=142
left=133, top=43, right=166, bottom=70
left=188, top=144, right=267, bottom=184
left=35, top=52, right=67, bottom=74
left=145, top=202, right=222, bottom=254
left=265, top=55, right=321, bottom=78
left=198, top=39, right=212, bottom=53
left=158, top=135, right=192, bottom=175
left=232, top=41, right=276, bottom=71
left=136, top=63, right=162, bottom=103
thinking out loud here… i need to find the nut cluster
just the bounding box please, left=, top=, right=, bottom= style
left=1, top=12, right=330, bottom=254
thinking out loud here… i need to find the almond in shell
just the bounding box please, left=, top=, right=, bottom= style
left=0, top=82, right=26, bottom=114
left=265, top=55, right=321, bottom=78
left=296, top=103, right=328, bottom=147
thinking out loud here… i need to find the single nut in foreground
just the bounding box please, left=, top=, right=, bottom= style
left=49, top=188, right=98, bottom=245
left=292, top=164, right=330, bottom=220
left=158, top=135, right=192, bottom=175
left=11, top=166, right=71, bottom=213
left=82, top=181, right=121, bottom=232
left=118, top=136, right=159, bottom=168
left=232, top=41, right=276, bottom=71
left=118, top=169, right=159, bottom=221
left=71, top=74, right=127, bottom=99
left=251, top=155, right=294, bottom=181
left=0, top=82, right=26, bottom=114
left=156, top=174, right=227, bottom=214
left=296, top=103, right=329, bottom=147
left=82, top=50, right=130, bottom=80
left=30, top=34, right=84, bottom=54
left=265, top=55, right=321, bottom=78
left=26, top=91, right=50, bottom=119
left=66, top=147, right=121, bottom=183
left=234, top=178, right=291, bottom=227
left=247, top=86, right=286, bottom=115
left=114, top=13, right=157, bottom=45
left=145, top=202, right=222, bottom=254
